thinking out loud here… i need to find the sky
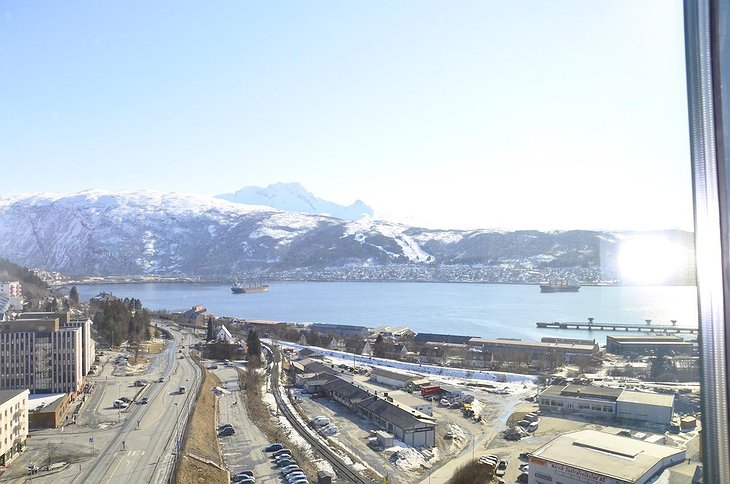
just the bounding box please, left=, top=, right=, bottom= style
left=0, top=1, right=693, bottom=232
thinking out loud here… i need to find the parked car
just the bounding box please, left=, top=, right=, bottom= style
left=288, top=478, right=308, bottom=484
left=272, top=448, right=292, bottom=458
left=276, top=459, right=296, bottom=468
left=218, top=427, right=235, bottom=437
left=280, top=465, right=301, bottom=475
left=443, top=432, right=453, bottom=440
left=286, top=472, right=306, bottom=483
left=232, top=470, right=254, bottom=479
left=264, top=443, right=283, bottom=452
left=218, top=424, right=233, bottom=431
left=497, top=459, right=508, bottom=470
left=232, top=476, right=254, bottom=484
left=517, top=472, right=529, bottom=483
left=518, top=452, right=530, bottom=461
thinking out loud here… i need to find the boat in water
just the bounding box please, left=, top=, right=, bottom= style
left=231, top=282, right=269, bottom=294
left=539, top=281, right=580, bottom=293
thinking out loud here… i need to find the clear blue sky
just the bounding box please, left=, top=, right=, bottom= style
left=0, top=1, right=692, bottom=231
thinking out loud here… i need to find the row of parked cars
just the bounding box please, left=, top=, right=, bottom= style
left=264, top=444, right=309, bottom=484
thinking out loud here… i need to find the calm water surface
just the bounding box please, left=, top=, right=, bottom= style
left=75, top=282, right=698, bottom=344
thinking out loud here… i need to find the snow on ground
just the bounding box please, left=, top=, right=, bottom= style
left=386, top=440, right=440, bottom=471
left=273, top=341, right=537, bottom=384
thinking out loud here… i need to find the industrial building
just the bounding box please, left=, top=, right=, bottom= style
left=468, top=338, right=598, bottom=366
left=312, top=375, right=437, bottom=447
left=529, top=429, right=685, bottom=484
left=539, top=384, right=674, bottom=426
left=369, top=367, right=417, bottom=388
left=0, top=389, right=29, bottom=467
left=309, top=323, right=369, bottom=338
left=606, top=335, right=694, bottom=356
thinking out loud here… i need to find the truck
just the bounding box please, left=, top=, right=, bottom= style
left=420, top=385, right=442, bottom=397
left=179, top=386, right=186, bottom=394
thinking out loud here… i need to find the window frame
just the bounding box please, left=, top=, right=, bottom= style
left=684, top=0, right=730, bottom=482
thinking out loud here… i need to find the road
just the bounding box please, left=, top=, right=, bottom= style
left=2, top=324, right=202, bottom=484
left=212, top=366, right=281, bottom=484
left=74, top=325, right=202, bottom=484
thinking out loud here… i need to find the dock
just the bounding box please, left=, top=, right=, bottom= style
left=536, top=319, right=698, bottom=335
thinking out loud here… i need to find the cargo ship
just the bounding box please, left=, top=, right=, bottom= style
left=539, top=281, right=580, bottom=293
left=231, top=283, right=269, bottom=294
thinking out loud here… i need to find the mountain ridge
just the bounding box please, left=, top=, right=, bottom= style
left=0, top=190, right=695, bottom=284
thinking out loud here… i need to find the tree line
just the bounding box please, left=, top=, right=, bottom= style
left=91, top=297, right=152, bottom=346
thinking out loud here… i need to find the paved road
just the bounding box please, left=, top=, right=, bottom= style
left=72, top=325, right=202, bottom=484
left=1, top=325, right=202, bottom=484
left=213, top=366, right=282, bottom=484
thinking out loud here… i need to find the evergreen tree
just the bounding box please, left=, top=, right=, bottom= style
left=246, top=330, right=262, bottom=366
left=373, top=334, right=387, bottom=358
left=206, top=317, right=215, bottom=342
left=69, top=286, right=79, bottom=305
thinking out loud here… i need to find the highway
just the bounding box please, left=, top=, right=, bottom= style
left=73, top=324, right=202, bottom=484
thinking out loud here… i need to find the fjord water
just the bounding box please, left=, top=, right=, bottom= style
left=76, top=282, right=698, bottom=344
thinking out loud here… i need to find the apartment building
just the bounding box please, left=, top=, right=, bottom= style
left=0, top=281, right=22, bottom=299
left=0, top=318, right=84, bottom=394
left=0, top=389, right=29, bottom=467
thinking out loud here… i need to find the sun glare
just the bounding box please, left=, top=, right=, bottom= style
left=618, top=236, right=684, bottom=285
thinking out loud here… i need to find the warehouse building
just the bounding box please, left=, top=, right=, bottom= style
left=369, top=367, right=417, bottom=388
left=529, top=429, right=685, bottom=484
left=309, top=323, right=369, bottom=338
left=468, top=338, right=598, bottom=366
left=606, top=335, right=694, bottom=356
left=539, top=384, right=674, bottom=426
left=318, top=375, right=436, bottom=448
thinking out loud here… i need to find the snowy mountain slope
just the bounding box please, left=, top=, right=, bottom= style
left=216, top=182, right=373, bottom=220
left=0, top=190, right=695, bottom=280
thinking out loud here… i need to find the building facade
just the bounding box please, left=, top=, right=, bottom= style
left=0, top=389, right=29, bottom=467
left=0, top=282, right=22, bottom=299
left=468, top=338, right=598, bottom=367
left=539, top=384, right=674, bottom=426
left=0, top=318, right=84, bottom=394
left=529, top=430, right=685, bottom=484
left=606, top=335, right=694, bottom=356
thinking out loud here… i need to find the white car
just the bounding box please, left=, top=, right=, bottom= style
left=280, top=465, right=301, bottom=475
left=286, top=472, right=306, bottom=483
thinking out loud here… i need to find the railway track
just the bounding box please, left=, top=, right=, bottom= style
left=267, top=346, right=371, bottom=484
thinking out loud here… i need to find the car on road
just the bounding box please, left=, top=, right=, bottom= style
left=218, top=423, right=233, bottom=430
left=264, top=443, right=283, bottom=452
left=218, top=427, right=235, bottom=437
left=158, top=377, right=165, bottom=383
left=137, top=396, right=149, bottom=404
left=280, top=465, right=301, bottom=475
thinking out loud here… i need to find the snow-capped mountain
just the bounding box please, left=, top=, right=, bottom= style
left=216, top=182, right=373, bottom=220
left=0, top=190, right=695, bottom=283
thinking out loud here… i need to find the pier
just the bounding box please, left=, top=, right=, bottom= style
left=536, top=318, right=698, bottom=335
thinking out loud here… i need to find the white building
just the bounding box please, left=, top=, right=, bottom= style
left=539, top=384, right=675, bottom=426
left=529, top=429, right=686, bottom=484
left=0, top=389, right=30, bottom=467
left=0, top=318, right=84, bottom=394
left=216, top=324, right=233, bottom=343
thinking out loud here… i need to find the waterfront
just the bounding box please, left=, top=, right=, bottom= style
left=74, top=282, right=698, bottom=344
